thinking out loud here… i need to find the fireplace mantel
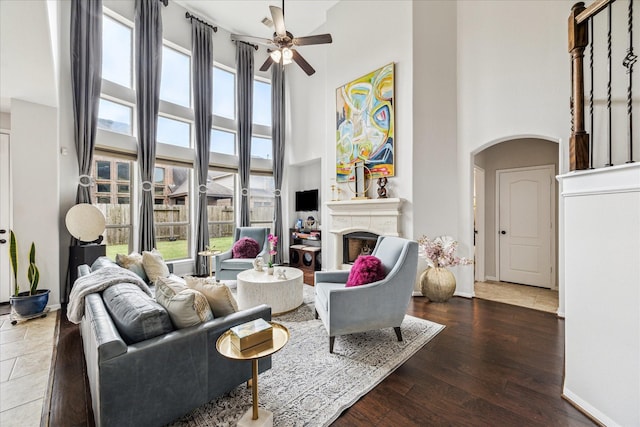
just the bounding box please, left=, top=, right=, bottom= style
left=326, top=198, right=403, bottom=269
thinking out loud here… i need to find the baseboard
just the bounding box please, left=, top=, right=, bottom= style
left=556, top=310, right=565, bottom=318
left=411, top=291, right=423, bottom=297
left=562, top=389, right=616, bottom=427
left=485, top=275, right=497, bottom=281
left=454, top=291, right=474, bottom=299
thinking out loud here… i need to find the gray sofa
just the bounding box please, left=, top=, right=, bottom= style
left=77, top=258, right=271, bottom=427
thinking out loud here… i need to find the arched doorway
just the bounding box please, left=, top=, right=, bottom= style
left=472, top=137, right=559, bottom=312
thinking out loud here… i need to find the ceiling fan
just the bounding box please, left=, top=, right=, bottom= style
left=230, top=2, right=332, bottom=76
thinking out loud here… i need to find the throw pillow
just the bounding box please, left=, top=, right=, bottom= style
left=155, top=276, right=213, bottom=329
left=115, top=252, right=149, bottom=282
left=346, top=255, right=386, bottom=287
left=142, top=249, right=170, bottom=284
left=184, top=276, right=238, bottom=317
left=232, top=237, right=260, bottom=259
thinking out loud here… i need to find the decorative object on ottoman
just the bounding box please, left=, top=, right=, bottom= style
left=276, top=269, right=287, bottom=280
left=232, top=237, right=260, bottom=259
left=345, top=255, right=385, bottom=287
left=417, top=235, right=473, bottom=302
left=253, top=257, right=264, bottom=271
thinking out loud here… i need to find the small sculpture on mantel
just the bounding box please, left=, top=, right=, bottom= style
left=377, top=177, right=388, bottom=198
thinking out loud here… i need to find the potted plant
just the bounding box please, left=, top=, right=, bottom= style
left=417, top=235, right=472, bottom=302
left=8, top=230, right=50, bottom=317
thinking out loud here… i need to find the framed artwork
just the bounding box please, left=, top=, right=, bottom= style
left=335, top=62, right=395, bottom=183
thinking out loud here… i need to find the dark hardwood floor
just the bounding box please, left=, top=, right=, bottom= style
left=48, top=297, right=594, bottom=426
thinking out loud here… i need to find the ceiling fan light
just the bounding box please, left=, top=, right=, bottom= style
left=270, top=49, right=282, bottom=63
left=282, top=47, right=293, bottom=64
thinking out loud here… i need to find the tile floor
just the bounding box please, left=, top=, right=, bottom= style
left=0, top=310, right=58, bottom=427
left=474, top=280, right=559, bottom=313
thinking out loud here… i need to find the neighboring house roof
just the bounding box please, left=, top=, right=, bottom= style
left=168, top=180, right=233, bottom=199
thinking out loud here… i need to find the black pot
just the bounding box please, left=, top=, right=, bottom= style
left=10, top=289, right=50, bottom=316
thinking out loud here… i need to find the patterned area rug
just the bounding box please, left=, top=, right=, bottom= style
left=170, top=285, right=444, bottom=427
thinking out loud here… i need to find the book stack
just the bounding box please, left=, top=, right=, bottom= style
left=230, top=318, right=273, bottom=351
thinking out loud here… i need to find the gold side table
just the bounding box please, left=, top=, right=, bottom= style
left=198, top=249, right=221, bottom=278
left=216, top=322, right=289, bottom=427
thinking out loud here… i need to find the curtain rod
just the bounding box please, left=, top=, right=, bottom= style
left=185, top=12, right=218, bottom=32
left=232, top=40, right=259, bottom=51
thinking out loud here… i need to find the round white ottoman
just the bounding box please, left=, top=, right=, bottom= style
left=237, top=267, right=304, bottom=315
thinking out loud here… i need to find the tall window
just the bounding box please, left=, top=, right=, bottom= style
left=160, top=45, right=191, bottom=108
left=98, top=98, right=133, bottom=135
left=213, top=67, right=235, bottom=119
left=206, top=171, right=235, bottom=253
left=211, top=128, right=235, bottom=155
left=250, top=175, right=275, bottom=228
left=102, top=14, right=132, bottom=88
left=91, top=154, right=133, bottom=259
left=154, top=162, right=190, bottom=260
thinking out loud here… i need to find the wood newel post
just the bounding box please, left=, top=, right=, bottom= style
left=569, top=2, right=590, bottom=170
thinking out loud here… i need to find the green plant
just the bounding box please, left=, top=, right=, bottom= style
left=8, top=230, right=40, bottom=296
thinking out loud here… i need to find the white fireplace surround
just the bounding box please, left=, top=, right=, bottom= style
left=326, top=198, right=403, bottom=269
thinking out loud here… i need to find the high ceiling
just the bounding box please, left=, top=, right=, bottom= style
left=176, top=0, right=339, bottom=39
left=0, top=0, right=339, bottom=114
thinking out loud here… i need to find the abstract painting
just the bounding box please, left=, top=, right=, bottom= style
left=336, top=62, right=394, bottom=182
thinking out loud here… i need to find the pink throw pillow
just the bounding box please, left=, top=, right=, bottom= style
left=346, top=255, right=386, bottom=287
left=232, top=237, right=260, bottom=259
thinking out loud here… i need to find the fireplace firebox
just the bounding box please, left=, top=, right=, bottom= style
left=343, top=231, right=379, bottom=264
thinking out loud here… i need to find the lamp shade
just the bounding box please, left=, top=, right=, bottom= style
left=65, top=204, right=106, bottom=242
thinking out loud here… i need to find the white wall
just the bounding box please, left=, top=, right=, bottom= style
left=11, top=99, right=60, bottom=308
left=456, top=0, right=573, bottom=297
left=318, top=0, right=414, bottom=269
left=0, top=113, right=10, bottom=130
left=560, top=164, right=640, bottom=427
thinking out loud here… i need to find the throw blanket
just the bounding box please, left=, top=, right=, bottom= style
left=67, top=266, right=153, bottom=324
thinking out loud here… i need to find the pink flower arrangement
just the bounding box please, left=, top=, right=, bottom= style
left=417, top=235, right=473, bottom=269
left=267, top=234, right=278, bottom=267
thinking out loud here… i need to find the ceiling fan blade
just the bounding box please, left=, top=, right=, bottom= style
left=291, top=49, right=315, bottom=76
left=270, top=6, right=286, bottom=37
left=230, top=34, right=276, bottom=48
left=260, top=55, right=274, bottom=72
left=293, top=33, right=333, bottom=46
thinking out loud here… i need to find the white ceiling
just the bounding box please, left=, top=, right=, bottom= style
left=176, top=0, right=339, bottom=38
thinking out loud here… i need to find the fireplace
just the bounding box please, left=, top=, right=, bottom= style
left=343, top=231, right=379, bottom=264
left=326, top=198, right=403, bottom=270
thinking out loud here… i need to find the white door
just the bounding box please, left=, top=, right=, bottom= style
left=498, top=165, right=554, bottom=288
left=0, top=133, right=11, bottom=302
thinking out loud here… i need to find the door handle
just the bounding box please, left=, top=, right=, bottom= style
left=0, top=229, right=6, bottom=234
left=0, top=239, right=6, bottom=244
left=500, top=230, right=506, bottom=235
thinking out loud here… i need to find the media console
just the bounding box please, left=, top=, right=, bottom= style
left=289, top=229, right=321, bottom=285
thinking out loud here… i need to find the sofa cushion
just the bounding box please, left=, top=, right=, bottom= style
left=115, top=252, right=148, bottom=282
left=142, top=249, right=170, bottom=283
left=220, top=258, right=255, bottom=271
left=232, top=237, right=260, bottom=259
left=184, top=276, right=238, bottom=317
left=91, top=256, right=118, bottom=272
left=102, top=282, right=173, bottom=344
left=346, top=255, right=386, bottom=287
left=155, top=276, right=213, bottom=329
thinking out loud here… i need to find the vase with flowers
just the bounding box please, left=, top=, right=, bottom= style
left=417, top=235, right=472, bottom=302
left=267, top=234, right=278, bottom=275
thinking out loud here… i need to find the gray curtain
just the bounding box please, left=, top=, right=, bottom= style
left=135, top=0, right=163, bottom=252
left=271, top=63, right=286, bottom=264
left=70, top=0, right=102, bottom=204
left=67, top=0, right=102, bottom=303
left=192, top=21, right=214, bottom=275
left=236, top=42, right=255, bottom=227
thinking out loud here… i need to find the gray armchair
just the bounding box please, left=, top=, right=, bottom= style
left=314, top=236, right=418, bottom=353
left=215, top=227, right=269, bottom=280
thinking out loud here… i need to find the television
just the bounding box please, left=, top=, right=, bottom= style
left=295, top=189, right=319, bottom=211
